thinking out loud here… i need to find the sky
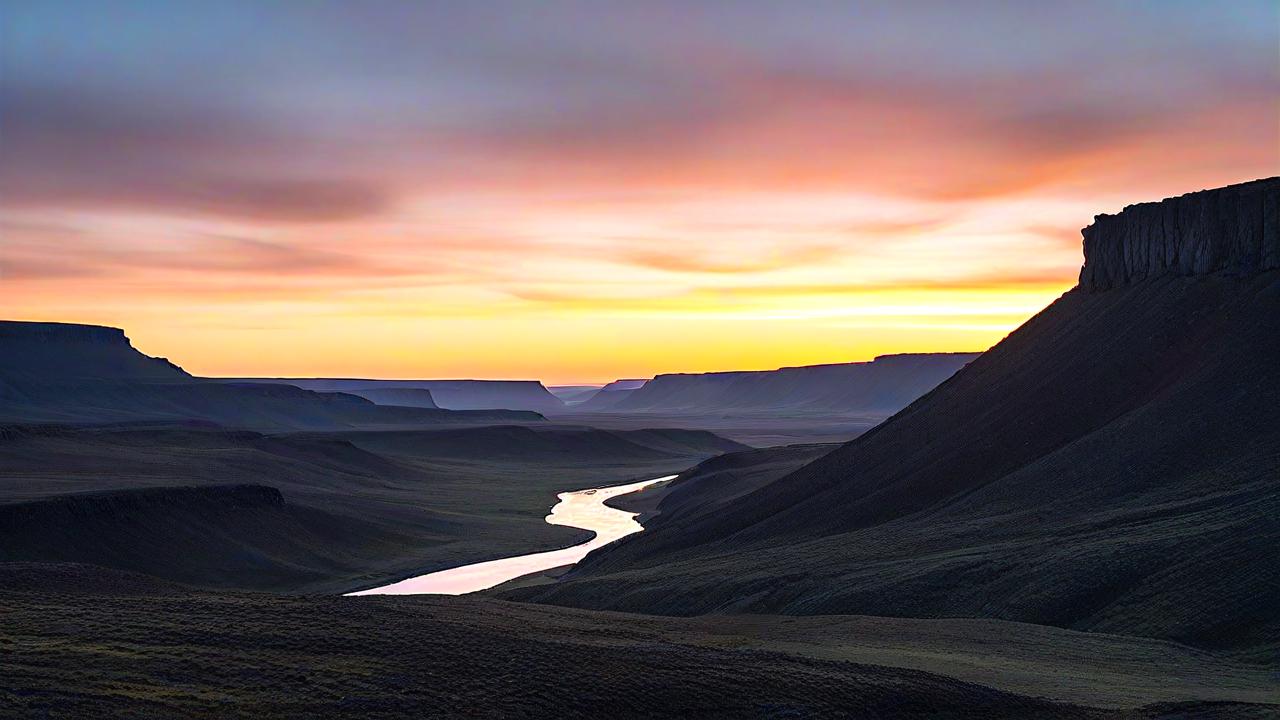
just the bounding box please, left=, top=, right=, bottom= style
left=1, top=1, right=1276, bottom=383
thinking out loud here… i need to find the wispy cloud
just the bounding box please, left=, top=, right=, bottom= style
left=0, top=1, right=1272, bottom=380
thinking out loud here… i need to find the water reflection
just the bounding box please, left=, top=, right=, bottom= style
left=348, top=475, right=675, bottom=596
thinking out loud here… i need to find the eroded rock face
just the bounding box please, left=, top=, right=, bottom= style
left=1078, top=177, right=1279, bottom=292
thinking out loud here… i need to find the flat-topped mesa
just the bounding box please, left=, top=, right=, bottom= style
left=610, top=352, right=981, bottom=414
left=0, top=320, right=191, bottom=381
left=0, top=321, right=128, bottom=344
left=1078, top=177, right=1279, bottom=292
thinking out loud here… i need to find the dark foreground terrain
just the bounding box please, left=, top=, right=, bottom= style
left=3, top=565, right=1276, bottom=719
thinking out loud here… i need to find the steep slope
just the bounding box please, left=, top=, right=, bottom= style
left=0, top=322, right=539, bottom=430
left=602, top=353, right=979, bottom=414
left=507, top=178, right=1280, bottom=657
left=233, top=377, right=566, bottom=413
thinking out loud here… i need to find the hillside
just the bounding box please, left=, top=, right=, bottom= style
left=505, top=178, right=1280, bottom=658
left=0, top=322, right=539, bottom=430
left=596, top=353, right=980, bottom=415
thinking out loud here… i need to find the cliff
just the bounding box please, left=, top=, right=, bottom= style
left=607, top=353, right=980, bottom=415
left=1078, top=177, right=1279, bottom=291
left=0, top=321, right=191, bottom=382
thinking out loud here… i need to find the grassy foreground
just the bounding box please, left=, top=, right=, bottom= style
left=2, top=564, right=1275, bottom=719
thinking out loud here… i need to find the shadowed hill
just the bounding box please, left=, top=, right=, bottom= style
left=0, top=484, right=411, bottom=590
left=506, top=178, right=1280, bottom=658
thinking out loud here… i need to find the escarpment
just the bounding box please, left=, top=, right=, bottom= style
left=0, top=321, right=192, bottom=382
left=1078, top=177, right=1279, bottom=291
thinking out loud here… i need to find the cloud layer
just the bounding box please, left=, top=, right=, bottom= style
left=1, top=1, right=1275, bottom=381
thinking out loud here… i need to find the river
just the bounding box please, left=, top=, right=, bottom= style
left=347, top=474, right=676, bottom=596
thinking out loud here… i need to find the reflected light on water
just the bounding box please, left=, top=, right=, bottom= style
left=347, top=475, right=676, bottom=596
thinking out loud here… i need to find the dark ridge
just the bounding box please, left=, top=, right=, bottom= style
left=1079, top=176, right=1279, bottom=291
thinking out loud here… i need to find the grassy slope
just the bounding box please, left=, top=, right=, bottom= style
left=4, top=564, right=1276, bottom=719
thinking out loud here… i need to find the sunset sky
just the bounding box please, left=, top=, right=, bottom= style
left=1, top=1, right=1276, bottom=383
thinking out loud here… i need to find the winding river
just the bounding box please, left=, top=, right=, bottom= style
left=348, top=474, right=676, bottom=596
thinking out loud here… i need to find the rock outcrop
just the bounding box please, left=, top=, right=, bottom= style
left=1078, top=177, right=1279, bottom=291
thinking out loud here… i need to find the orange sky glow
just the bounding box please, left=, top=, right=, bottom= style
left=2, top=2, right=1275, bottom=383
